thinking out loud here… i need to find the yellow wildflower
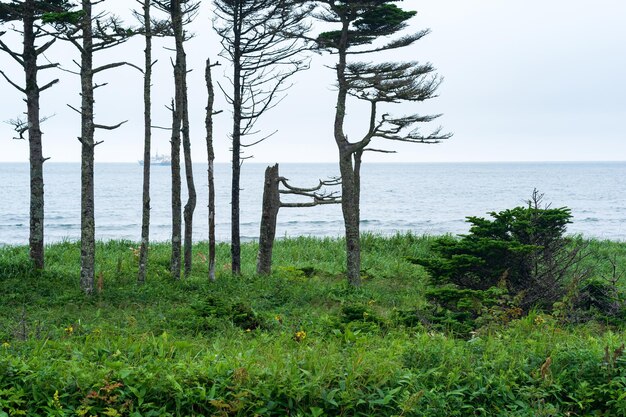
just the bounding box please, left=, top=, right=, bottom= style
left=1, top=342, right=9, bottom=348
left=534, top=315, right=545, bottom=325
left=294, top=330, right=307, bottom=342
left=53, top=390, right=62, bottom=410
left=64, top=325, right=74, bottom=335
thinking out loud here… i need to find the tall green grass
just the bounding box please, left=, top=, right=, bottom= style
left=1, top=234, right=625, bottom=416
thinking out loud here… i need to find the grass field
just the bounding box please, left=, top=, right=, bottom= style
left=1, top=234, right=626, bottom=416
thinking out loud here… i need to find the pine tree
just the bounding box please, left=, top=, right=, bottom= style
left=313, top=0, right=451, bottom=285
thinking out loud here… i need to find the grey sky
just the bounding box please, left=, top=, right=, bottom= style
left=1, top=0, right=625, bottom=163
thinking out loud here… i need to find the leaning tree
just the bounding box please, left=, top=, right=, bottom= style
left=0, top=0, right=74, bottom=269
left=213, top=0, right=312, bottom=275
left=312, top=0, right=451, bottom=286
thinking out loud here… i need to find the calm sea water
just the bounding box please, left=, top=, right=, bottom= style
left=0, top=162, right=624, bottom=245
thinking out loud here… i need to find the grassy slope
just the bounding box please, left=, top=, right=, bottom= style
left=1, top=235, right=626, bottom=416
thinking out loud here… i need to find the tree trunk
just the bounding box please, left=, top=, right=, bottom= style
left=257, top=164, right=280, bottom=275
left=80, top=0, right=96, bottom=294
left=230, top=5, right=242, bottom=275
left=182, top=74, right=195, bottom=278
left=334, top=21, right=361, bottom=286
left=23, top=0, right=45, bottom=270
left=176, top=0, right=195, bottom=278
left=205, top=59, right=216, bottom=281
left=169, top=0, right=183, bottom=280
left=138, top=0, right=152, bottom=284
left=170, top=100, right=182, bottom=280
left=339, top=153, right=361, bottom=286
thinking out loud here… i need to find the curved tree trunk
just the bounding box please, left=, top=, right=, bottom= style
left=182, top=75, right=196, bottom=278
left=334, top=21, right=361, bottom=286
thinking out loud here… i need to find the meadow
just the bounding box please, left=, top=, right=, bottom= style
left=1, top=234, right=626, bottom=416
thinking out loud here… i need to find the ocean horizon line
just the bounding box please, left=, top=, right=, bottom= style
left=2, top=160, right=626, bottom=165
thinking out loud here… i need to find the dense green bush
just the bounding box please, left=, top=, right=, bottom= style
left=413, top=191, right=583, bottom=312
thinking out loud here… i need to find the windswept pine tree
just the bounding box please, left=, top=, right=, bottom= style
left=312, top=0, right=451, bottom=286
left=0, top=0, right=74, bottom=269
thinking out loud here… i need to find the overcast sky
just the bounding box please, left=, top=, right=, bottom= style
left=1, top=0, right=625, bottom=163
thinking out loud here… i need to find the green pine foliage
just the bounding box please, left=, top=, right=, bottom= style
left=316, top=1, right=416, bottom=48
left=413, top=193, right=588, bottom=313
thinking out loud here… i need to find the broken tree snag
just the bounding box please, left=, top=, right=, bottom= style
left=256, top=164, right=341, bottom=276
left=257, top=164, right=282, bottom=276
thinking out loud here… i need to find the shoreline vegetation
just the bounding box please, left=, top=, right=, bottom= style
left=2, top=234, right=626, bottom=416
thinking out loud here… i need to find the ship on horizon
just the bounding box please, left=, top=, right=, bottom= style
left=139, top=152, right=171, bottom=166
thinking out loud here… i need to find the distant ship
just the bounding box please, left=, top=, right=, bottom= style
left=139, top=152, right=171, bottom=166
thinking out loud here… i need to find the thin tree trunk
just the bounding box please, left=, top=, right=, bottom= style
left=256, top=164, right=280, bottom=275
left=138, top=0, right=152, bottom=283
left=169, top=0, right=183, bottom=280
left=182, top=73, right=196, bottom=278
left=23, top=0, right=45, bottom=270
left=80, top=0, right=96, bottom=294
left=205, top=58, right=216, bottom=281
left=170, top=99, right=182, bottom=280
left=230, top=5, right=242, bottom=275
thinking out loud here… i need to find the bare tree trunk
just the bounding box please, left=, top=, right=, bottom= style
left=182, top=75, right=195, bottom=278
left=230, top=14, right=242, bottom=276
left=257, top=164, right=280, bottom=275
left=138, top=0, right=152, bottom=284
left=170, top=99, right=182, bottom=280
left=80, top=0, right=96, bottom=294
left=205, top=58, right=216, bottom=281
left=23, top=1, right=44, bottom=270
left=169, top=0, right=184, bottom=280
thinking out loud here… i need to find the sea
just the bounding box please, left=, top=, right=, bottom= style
left=0, top=162, right=625, bottom=246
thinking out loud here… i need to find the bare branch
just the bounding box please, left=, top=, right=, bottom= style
left=364, top=148, right=397, bottom=154
left=35, top=38, right=56, bottom=56
left=0, top=38, right=24, bottom=65
left=67, top=104, right=81, bottom=114
left=94, top=120, right=128, bottom=130
left=277, top=174, right=342, bottom=208
left=39, top=78, right=59, bottom=92
left=0, top=69, right=25, bottom=93
left=93, top=61, right=127, bottom=74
